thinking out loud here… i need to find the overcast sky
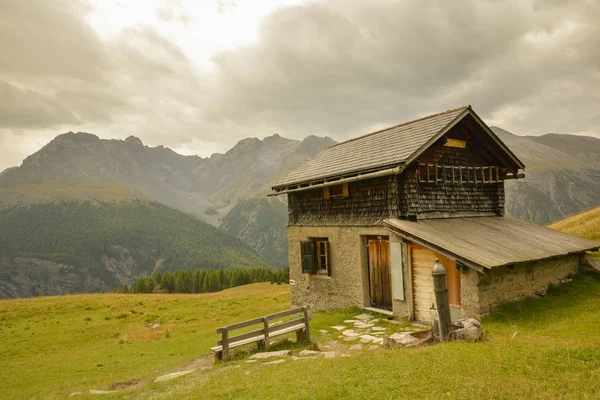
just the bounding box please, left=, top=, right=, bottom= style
left=1, top=0, right=599, bottom=171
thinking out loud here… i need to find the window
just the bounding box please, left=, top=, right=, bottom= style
left=300, top=238, right=330, bottom=275
left=323, top=183, right=349, bottom=199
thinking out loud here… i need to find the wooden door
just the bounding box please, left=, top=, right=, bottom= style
left=409, top=244, right=460, bottom=322
left=409, top=244, right=436, bottom=322
left=367, top=237, right=392, bottom=311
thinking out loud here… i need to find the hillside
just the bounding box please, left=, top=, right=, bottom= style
left=0, top=132, right=335, bottom=264
left=1, top=128, right=600, bottom=270
left=492, top=127, right=600, bottom=224
left=0, top=200, right=271, bottom=298
left=550, top=206, right=600, bottom=260
left=2, top=277, right=600, bottom=399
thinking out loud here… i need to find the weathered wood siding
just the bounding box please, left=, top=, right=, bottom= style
left=288, top=175, right=398, bottom=226
left=399, top=143, right=505, bottom=219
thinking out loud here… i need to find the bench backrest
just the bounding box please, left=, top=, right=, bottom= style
left=216, top=306, right=309, bottom=347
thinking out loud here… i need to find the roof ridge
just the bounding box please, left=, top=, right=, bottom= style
left=326, top=105, right=470, bottom=149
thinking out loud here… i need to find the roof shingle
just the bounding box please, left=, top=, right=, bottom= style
left=384, top=216, right=600, bottom=270
left=273, top=106, right=468, bottom=188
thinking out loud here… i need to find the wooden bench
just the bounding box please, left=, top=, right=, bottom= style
left=211, top=306, right=310, bottom=360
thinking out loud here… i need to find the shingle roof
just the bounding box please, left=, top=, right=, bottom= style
left=384, top=216, right=600, bottom=270
left=273, top=106, right=469, bottom=189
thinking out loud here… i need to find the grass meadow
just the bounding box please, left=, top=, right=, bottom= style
left=1, top=274, right=600, bottom=399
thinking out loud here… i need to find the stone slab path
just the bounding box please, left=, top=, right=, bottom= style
left=154, top=370, right=196, bottom=383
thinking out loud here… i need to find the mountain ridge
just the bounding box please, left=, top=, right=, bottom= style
left=2, top=127, right=600, bottom=272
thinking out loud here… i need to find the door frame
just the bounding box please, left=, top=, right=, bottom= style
left=365, top=235, right=392, bottom=311
left=407, top=243, right=417, bottom=321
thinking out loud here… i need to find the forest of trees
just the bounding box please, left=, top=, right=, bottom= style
left=117, top=267, right=289, bottom=294
left=0, top=200, right=273, bottom=286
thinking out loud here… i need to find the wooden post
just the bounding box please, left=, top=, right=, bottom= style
left=262, top=317, right=270, bottom=350
left=221, top=328, right=229, bottom=361
left=297, top=306, right=311, bottom=344
left=432, top=259, right=452, bottom=341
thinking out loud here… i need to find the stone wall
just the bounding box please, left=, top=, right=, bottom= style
left=287, top=225, right=410, bottom=314
left=458, top=268, right=481, bottom=319
left=475, top=255, right=579, bottom=317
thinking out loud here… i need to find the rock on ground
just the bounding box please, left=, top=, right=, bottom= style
left=451, top=318, right=483, bottom=342
left=354, top=314, right=374, bottom=320
left=263, top=359, right=286, bottom=365
left=89, top=389, right=118, bottom=395
left=359, top=334, right=379, bottom=343
left=154, top=370, right=195, bottom=383
left=349, top=344, right=363, bottom=350
left=342, top=330, right=360, bottom=337
left=371, top=326, right=387, bottom=331
left=299, top=350, right=321, bottom=357
left=386, top=332, right=420, bottom=347
left=249, top=350, right=291, bottom=359
left=330, top=325, right=346, bottom=331
left=322, top=351, right=336, bottom=358
left=69, top=392, right=83, bottom=397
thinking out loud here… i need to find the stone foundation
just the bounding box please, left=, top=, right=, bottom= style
left=475, top=255, right=579, bottom=317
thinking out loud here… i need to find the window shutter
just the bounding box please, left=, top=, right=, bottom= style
left=342, top=183, right=349, bottom=197
left=300, top=241, right=316, bottom=273
left=325, top=240, right=331, bottom=276
left=322, top=187, right=330, bottom=200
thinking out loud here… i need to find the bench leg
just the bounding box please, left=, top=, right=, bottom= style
left=215, top=351, right=223, bottom=361
left=296, top=329, right=310, bottom=345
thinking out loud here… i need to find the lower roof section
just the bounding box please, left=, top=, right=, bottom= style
left=384, top=216, right=600, bottom=271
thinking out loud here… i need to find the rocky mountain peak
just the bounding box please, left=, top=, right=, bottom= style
left=124, top=135, right=144, bottom=147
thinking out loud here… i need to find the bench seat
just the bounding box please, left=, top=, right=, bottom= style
left=211, top=333, right=266, bottom=353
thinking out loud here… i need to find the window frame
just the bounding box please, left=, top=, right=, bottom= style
left=300, top=237, right=331, bottom=276
left=323, top=183, right=349, bottom=200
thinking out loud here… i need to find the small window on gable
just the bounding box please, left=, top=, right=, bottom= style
left=323, top=183, right=349, bottom=200
left=300, top=238, right=330, bottom=276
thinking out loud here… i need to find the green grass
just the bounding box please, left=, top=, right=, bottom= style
left=119, top=274, right=600, bottom=400
left=3, top=276, right=600, bottom=399
left=0, top=283, right=290, bottom=400
left=551, top=206, right=600, bottom=260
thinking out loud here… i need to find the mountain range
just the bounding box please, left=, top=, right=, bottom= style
left=1, top=127, right=599, bottom=297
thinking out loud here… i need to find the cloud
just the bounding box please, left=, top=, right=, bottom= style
left=0, top=81, right=80, bottom=128
left=0, top=0, right=212, bottom=168
left=207, top=0, right=600, bottom=138
left=0, top=0, right=110, bottom=82
left=0, top=0, right=599, bottom=172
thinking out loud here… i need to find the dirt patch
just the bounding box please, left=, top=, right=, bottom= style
left=108, top=378, right=147, bottom=391
left=182, top=354, right=214, bottom=371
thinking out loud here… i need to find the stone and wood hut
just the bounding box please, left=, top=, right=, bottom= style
left=270, top=105, right=600, bottom=322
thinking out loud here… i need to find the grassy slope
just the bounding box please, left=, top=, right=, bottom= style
left=0, top=283, right=290, bottom=400
left=2, top=276, right=600, bottom=399
left=0, top=180, right=143, bottom=204
left=550, top=206, right=600, bottom=260
left=0, top=200, right=272, bottom=280
left=119, top=275, right=600, bottom=400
